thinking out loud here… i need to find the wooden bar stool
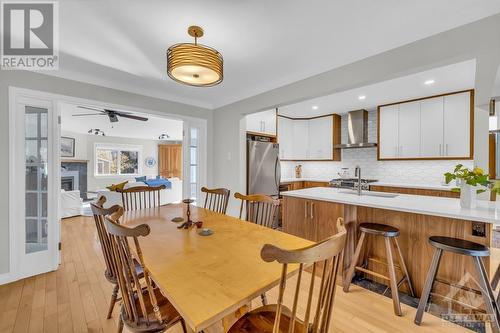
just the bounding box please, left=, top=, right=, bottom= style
left=343, top=223, right=414, bottom=316
left=415, top=236, right=500, bottom=332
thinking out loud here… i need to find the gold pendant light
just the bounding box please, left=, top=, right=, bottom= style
left=167, top=26, right=223, bottom=87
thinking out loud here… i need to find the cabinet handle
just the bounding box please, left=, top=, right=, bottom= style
left=445, top=144, right=449, bottom=156
left=439, top=144, right=442, bottom=156
left=310, top=202, right=314, bottom=219
left=304, top=202, right=308, bottom=219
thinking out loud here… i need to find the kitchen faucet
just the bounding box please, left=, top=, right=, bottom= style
left=355, top=165, right=362, bottom=196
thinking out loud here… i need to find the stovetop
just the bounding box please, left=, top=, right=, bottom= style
left=330, top=178, right=378, bottom=183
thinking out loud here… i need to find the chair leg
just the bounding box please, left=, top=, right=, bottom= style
left=117, top=315, right=124, bottom=333
left=472, top=256, right=500, bottom=333
left=384, top=237, right=402, bottom=316
left=492, top=262, right=500, bottom=290
left=343, top=232, right=366, bottom=292
left=107, top=284, right=119, bottom=319
left=393, top=237, right=415, bottom=297
left=180, top=319, right=188, bottom=333
left=260, top=293, right=268, bottom=306
left=415, top=248, right=443, bottom=325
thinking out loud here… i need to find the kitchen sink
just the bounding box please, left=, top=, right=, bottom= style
left=338, top=190, right=399, bottom=198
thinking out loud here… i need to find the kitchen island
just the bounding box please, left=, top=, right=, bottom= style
left=281, top=187, right=500, bottom=308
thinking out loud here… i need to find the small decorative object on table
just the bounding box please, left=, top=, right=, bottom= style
left=177, top=199, right=204, bottom=229
left=444, top=164, right=499, bottom=208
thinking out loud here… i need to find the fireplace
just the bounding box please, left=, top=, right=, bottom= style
left=61, top=177, right=75, bottom=191
left=61, top=161, right=88, bottom=200
left=61, top=170, right=79, bottom=192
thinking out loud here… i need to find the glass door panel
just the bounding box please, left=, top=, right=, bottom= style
left=24, top=106, right=49, bottom=254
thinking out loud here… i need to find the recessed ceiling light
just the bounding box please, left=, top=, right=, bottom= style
left=424, top=79, right=435, bottom=85
left=312, top=106, right=318, bottom=110
left=358, top=95, right=366, bottom=100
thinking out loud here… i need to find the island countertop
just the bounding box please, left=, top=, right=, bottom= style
left=282, top=187, right=500, bottom=224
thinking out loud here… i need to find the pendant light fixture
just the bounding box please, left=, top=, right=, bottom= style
left=167, top=26, right=223, bottom=87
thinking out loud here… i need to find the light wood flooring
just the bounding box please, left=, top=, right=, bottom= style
left=0, top=216, right=476, bottom=333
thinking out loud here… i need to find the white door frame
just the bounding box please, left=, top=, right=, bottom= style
left=8, top=91, right=61, bottom=281
left=6, top=86, right=208, bottom=283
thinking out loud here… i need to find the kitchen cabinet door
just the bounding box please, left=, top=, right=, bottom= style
left=443, top=92, right=471, bottom=158
left=277, top=117, right=293, bottom=159
left=379, top=105, right=399, bottom=159
left=398, top=101, right=421, bottom=158
left=420, top=96, right=444, bottom=157
left=311, top=200, right=343, bottom=241
left=292, top=120, right=309, bottom=159
left=308, top=117, right=333, bottom=159
left=282, top=196, right=316, bottom=241
left=246, top=109, right=276, bottom=135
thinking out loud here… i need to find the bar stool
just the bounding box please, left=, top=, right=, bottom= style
left=415, top=236, right=500, bottom=332
left=343, top=223, right=414, bottom=316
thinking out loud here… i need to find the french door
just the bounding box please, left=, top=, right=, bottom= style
left=10, top=95, right=60, bottom=279
left=183, top=120, right=207, bottom=205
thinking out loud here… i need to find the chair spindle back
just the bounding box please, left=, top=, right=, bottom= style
left=118, top=185, right=166, bottom=211
left=104, top=208, right=164, bottom=327
left=235, top=192, right=280, bottom=228
left=260, top=218, right=347, bottom=333
left=90, top=196, right=121, bottom=282
left=201, top=187, right=230, bottom=214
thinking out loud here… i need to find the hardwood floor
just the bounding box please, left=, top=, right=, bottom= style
left=0, top=216, right=473, bottom=333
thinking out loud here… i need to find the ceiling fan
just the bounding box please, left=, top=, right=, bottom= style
left=74, top=106, right=149, bottom=123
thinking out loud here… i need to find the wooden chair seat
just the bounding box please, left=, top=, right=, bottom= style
left=121, top=287, right=183, bottom=332
left=359, top=223, right=399, bottom=237
left=429, top=236, right=490, bottom=257
left=228, top=305, right=306, bottom=333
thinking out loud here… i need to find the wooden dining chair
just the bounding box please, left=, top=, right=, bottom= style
left=228, top=218, right=347, bottom=333
left=234, top=192, right=280, bottom=228
left=104, top=207, right=187, bottom=333
left=117, top=185, right=166, bottom=211
left=201, top=187, right=230, bottom=214
left=90, top=196, right=125, bottom=319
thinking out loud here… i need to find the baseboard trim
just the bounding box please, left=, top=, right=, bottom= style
left=0, top=272, right=17, bottom=285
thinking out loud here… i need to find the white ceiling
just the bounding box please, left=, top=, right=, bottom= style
left=278, top=60, right=476, bottom=117
left=60, top=103, right=183, bottom=140
left=45, top=0, right=500, bottom=109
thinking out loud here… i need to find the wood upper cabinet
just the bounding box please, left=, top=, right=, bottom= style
left=378, top=90, right=473, bottom=160
left=278, top=114, right=341, bottom=161
left=158, top=144, right=182, bottom=179
left=246, top=109, right=276, bottom=136
left=282, top=196, right=341, bottom=242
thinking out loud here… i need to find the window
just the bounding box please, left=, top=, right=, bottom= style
left=189, top=128, right=198, bottom=200
left=94, top=144, right=141, bottom=176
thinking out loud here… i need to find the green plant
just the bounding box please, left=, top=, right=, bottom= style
left=444, top=164, right=490, bottom=194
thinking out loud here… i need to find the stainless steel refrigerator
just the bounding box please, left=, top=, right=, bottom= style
left=247, top=141, right=281, bottom=196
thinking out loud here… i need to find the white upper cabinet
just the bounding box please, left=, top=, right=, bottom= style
left=246, top=109, right=276, bottom=135
left=277, top=115, right=339, bottom=160
left=420, top=96, right=444, bottom=157
left=378, top=90, right=472, bottom=160
left=308, top=117, right=333, bottom=159
left=443, top=92, right=470, bottom=157
left=398, top=101, right=420, bottom=158
left=378, top=105, right=399, bottom=159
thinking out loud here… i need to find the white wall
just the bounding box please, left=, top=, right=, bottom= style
left=61, top=130, right=165, bottom=191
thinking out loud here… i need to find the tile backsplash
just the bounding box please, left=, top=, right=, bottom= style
left=281, top=110, right=474, bottom=184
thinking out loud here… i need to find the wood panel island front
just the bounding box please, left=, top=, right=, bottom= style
left=282, top=187, right=500, bottom=313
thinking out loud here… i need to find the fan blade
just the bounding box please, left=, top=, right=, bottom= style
left=104, top=109, right=132, bottom=115
left=118, top=114, right=149, bottom=121
left=72, top=113, right=108, bottom=116
left=78, top=106, right=106, bottom=113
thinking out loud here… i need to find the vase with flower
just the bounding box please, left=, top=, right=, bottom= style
left=444, top=164, right=491, bottom=208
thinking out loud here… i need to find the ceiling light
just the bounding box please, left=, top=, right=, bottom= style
left=88, top=129, right=105, bottom=136
left=312, top=106, right=318, bottom=110
left=358, top=95, right=366, bottom=100
left=158, top=133, right=170, bottom=140
left=424, top=79, right=435, bottom=85
left=167, top=26, right=223, bottom=87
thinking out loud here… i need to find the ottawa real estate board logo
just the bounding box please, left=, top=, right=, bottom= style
left=1, top=1, right=59, bottom=70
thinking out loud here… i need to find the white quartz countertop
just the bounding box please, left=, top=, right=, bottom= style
left=371, top=181, right=455, bottom=191
left=282, top=187, right=500, bottom=224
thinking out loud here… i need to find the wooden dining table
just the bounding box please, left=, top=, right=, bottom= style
left=120, top=203, right=313, bottom=332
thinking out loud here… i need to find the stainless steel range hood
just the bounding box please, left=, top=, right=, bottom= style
left=334, top=109, right=377, bottom=149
